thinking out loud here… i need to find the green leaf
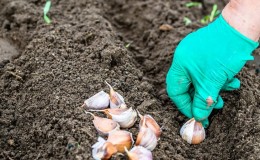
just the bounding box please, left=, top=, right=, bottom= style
left=200, top=4, right=219, bottom=25
left=214, top=10, right=221, bottom=17
left=183, top=17, right=192, bottom=26
left=209, top=4, right=218, bottom=22
left=185, top=2, right=202, bottom=8
left=200, top=15, right=210, bottom=24
left=125, top=43, right=131, bottom=48
left=43, top=0, right=52, bottom=24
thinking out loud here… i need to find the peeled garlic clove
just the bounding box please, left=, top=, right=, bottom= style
left=180, top=118, right=206, bottom=144
left=85, top=111, right=120, bottom=135
left=92, top=137, right=117, bottom=160
left=105, top=81, right=126, bottom=108
left=84, top=91, right=110, bottom=109
left=136, top=118, right=157, bottom=151
left=108, top=107, right=137, bottom=128
left=138, top=112, right=161, bottom=138
left=125, top=146, right=153, bottom=160
left=107, top=130, right=134, bottom=153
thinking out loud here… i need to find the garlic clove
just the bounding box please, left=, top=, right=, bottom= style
left=136, top=127, right=157, bottom=151
left=92, top=137, right=117, bottom=160
left=107, top=130, right=134, bottom=153
left=109, top=107, right=137, bottom=128
left=125, top=146, right=153, bottom=160
left=138, top=112, right=161, bottom=138
left=84, top=91, right=110, bottom=110
left=85, top=111, right=120, bottom=135
left=103, top=108, right=128, bottom=119
left=180, top=118, right=206, bottom=144
left=105, top=81, right=126, bottom=108
left=87, top=107, right=137, bottom=128
left=136, top=118, right=158, bottom=151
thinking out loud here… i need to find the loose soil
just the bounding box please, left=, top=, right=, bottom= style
left=0, top=0, right=259, bottom=159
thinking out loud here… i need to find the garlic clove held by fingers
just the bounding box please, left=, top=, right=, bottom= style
left=136, top=117, right=158, bottom=151
left=105, top=81, right=126, bottom=109
left=138, top=112, right=161, bottom=138
left=180, top=118, right=206, bottom=144
left=107, top=130, right=134, bottom=153
left=108, top=107, right=137, bottom=129
left=125, top=146, right=153, bottom=160
left=84, top=91, right=110, bottom=110
left=92, top=137, right=117, bottom=160
left=85, top=111, right=120, bottom=135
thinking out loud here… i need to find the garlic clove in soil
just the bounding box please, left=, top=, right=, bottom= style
left=180, top=118, right=206, bottom=144
left=85, top=111, right=120, bottom=135
left=138, top=111, right=161, bottom=138
left=88, top=107, right=137, bottom=128
left=94, top=108, right=128, bottom=119
left=125, top=146, right=153, bottom=160
left=107, top=130, right=134, bottom=153
left=84, top=90, right=110, bottom=110
left=92, top=137, right=117, bottom=160
left=135, top=117, right=158, bottom=151
left=108, top=107, right=137, bottom=129
left=105, top=81, right=126, bottom=109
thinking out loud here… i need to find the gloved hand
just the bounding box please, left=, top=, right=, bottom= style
left=166, top=14, right=259, bottom=128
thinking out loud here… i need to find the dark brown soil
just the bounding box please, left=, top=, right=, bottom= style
left=0, top=0, right=259, bottom=159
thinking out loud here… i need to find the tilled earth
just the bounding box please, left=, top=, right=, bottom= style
left=0, top=0, right=259, bottom=159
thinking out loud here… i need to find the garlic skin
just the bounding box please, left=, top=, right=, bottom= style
left=92, top=137, right=117, bottom=160
left=85, top=111, right=120, bottom=135
left=105, top=81, right=126, bottom=108
left=180, top=118, right=206, bottom=144
left=84, top=91, right=110, bottom=109
left=138, top=113, right=161, bottom=138
left=107, top=130, right=134, bottom=153
left=108, top=107, right=137, bottom=128
left=136, top=118, right=158, bottom=151
left=125, top=146, right=153, bottom=160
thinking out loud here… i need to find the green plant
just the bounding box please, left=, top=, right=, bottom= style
left=125, top=43, right=131, bottom=48
left=201, top=4, right=220, bottom=24
left=183, top=17, right=192, bottom=26
left=185, top=2, right=202, bottom=8
left=43, top=0, right=52, bottom=24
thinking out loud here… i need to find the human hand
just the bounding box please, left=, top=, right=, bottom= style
left=166, top=14, right=259, bottom=128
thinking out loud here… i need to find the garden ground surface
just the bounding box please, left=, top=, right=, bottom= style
left=0, top=0, right=259, bottom=159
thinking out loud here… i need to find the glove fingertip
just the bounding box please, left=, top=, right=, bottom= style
left=201, top=118, right=209, bottom=128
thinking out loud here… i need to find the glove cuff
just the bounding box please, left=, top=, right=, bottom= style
left=218, top=14, right=259, bottom=53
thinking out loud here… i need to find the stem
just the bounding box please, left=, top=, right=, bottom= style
left=209, top=4, right=218, bottom=22
left=136, top=109, right=143, bottom=119
left=105, top=80, right=113, bottom=90
left=81, top=103, right=86, bottom=108
left=142, top=114, right=146, bottom=127
left=124, top=146, right=129, bottom=154
left=84, top=111, right=96, bottom=118
left=88, top=109, right=106, bottom=112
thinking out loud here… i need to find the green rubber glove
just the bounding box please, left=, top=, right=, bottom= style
left=166, top=14, right=259, bottom=128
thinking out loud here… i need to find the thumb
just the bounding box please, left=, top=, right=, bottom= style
left=213, top=95, right=224, bottom=109
left=222, top=78, right=240, bottom=91
left=201, top=118, right=209, bottom=128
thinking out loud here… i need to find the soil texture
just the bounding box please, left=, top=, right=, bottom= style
left=0, top=0, right=259, bottom=159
